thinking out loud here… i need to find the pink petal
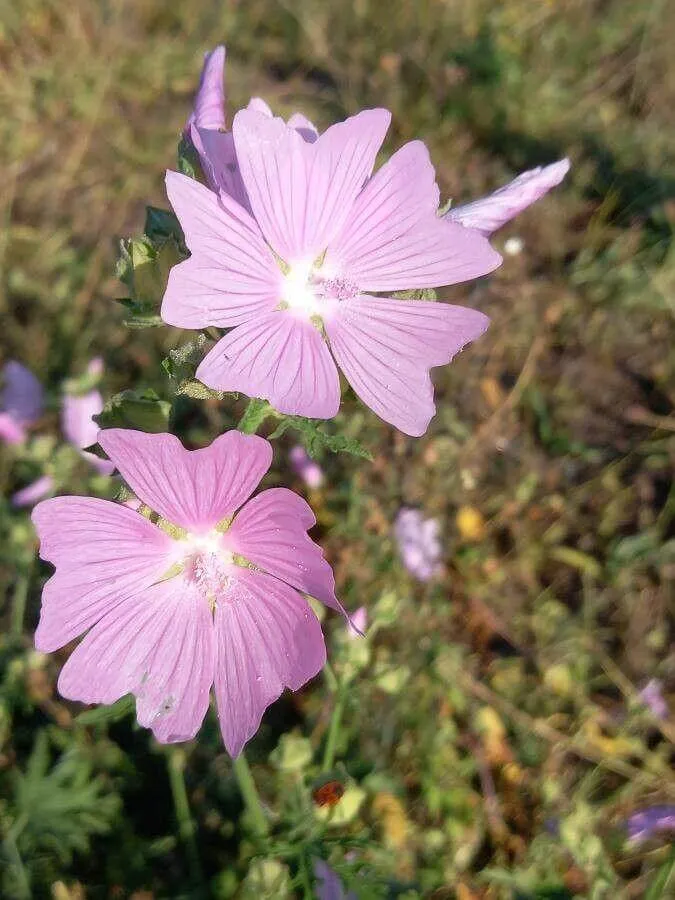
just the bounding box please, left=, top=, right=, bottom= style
left=326, top=295, right=489, bottom=436
left=32, top=497, right=175, bottom=651
left=447, top=159, right=570, bottom=236
left=196, top=313, right=341, bottom=418
left=162, top=171, right=282, bottom=329
left=226, top=487, right=342, bottom=614
left=97, top=429, right=272, bottom=532
left=0, top=412, right=26, bottom=445
left=190, top=46, right=226, bottom=131
left=213, top=570, right=326, bottom=756
left=232, top=107, right=390, bottom=263
left=58, top=577, right=215, bottom=743
left=12, top=475, right=54, bottom=508
left=287, top=112, right=319, bottom=143
left=1, top=361, right=44, bottom=425
left=193, top=128, right=250, bottom=209
left=325, top=141, right=501, bottom=291
left=62, top=390, right=103, bottom=450
left=247, top=97, right=273, bottom=116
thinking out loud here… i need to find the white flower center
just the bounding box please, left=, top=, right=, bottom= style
left=281, top=260, right=360, bottom=320
left=182, top=530, right=233, bottom=606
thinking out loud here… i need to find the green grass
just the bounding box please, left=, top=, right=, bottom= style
left=1, top=0, right=675, bottom=897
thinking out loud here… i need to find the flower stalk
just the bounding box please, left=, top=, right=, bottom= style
left=232, top=752, right=269, bottom=837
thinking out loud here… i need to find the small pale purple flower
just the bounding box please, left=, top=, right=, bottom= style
left=12, top=475, right=54, bottom=508
left=446, top=159, right=570, bottom=237
left=626, top=806, right=675, bottom=842
left=639, top=679, right=668, bottom=720
left=62, top=359, right=115, bottom=475
left=0, top=361, right=44, bottom=445
left=289, top=445, right=324, bottom=489
left=32, top=429, right=348, bottom=756
left=394, top=507, right=441, bottom=581
left=313, top=860, right=357, bottom=900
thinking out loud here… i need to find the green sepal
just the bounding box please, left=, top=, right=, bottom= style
left=94, top=388, right=171, bottom=433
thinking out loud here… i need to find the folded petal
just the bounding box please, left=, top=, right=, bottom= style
left=287, top=112, right=319, bottom=143
left=325, top=141, right=501, bottom=291
left=97, top=429, right=272, bottom=532
left=162, top=171, right=282, bottom=328
left=233, top=107, right=390, bottom=263
left=326, top=295, right=489, bottom=436
left=196, top=313, right=341, bottom=418
left=193, top=128, right=250, bottom=210
left=446, top=159, right=570, bottom=236
left=32, top=497, right=175, bottom=651
left=214, top=570, right=326, bottom=756
left=1, top=361, right=44, bottom=425
left=226, top=488, right=341, bottom=612
left=190, top=46, right=226, bottom=131
left=58, top=577, right=215, bottom=743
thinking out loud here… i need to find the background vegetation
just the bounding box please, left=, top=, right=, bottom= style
left=1, top=0, right=674, bottom=896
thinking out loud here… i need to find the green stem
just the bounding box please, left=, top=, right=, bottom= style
left=232, top=752, right=269, bottom=837
left=2, top=820, right=31, bottom=900
left=11, top=569, right=30, bottom=639
left=167, top=749, right=204, bottom=887
left=322, top=682, right=346, bottom=771
left=237, top=398, right=272, bottom=434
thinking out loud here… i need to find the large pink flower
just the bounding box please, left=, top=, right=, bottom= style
left=446, top=159, right=570, bottom=236
left=32, top=428, right=341, bottom=757
left=163, top=108, right=501, bottom=436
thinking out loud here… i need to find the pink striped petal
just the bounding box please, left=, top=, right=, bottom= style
left=190, top=46, right=226, bottom=131
left=233, top=107, right=390, bottom=263
left=214, top=570, right=326, bottom=756
left=447, top=159, right=570, bottom=236
left=32, top=497, right=175, bottom=651
left=325, top=141, right=501, bottom=290
left=163, top=171, right=281, bottom=328
left=326, top=295, right=489, bottom=436
left=58, top=577, right=215, bottom=743
left=196, top=313, right=340, bottom=418
left=226, top=487, right=341, bottom=613
left=97, top=430, right=272, bottom=532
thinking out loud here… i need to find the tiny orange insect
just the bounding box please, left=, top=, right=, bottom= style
left=312, top=780, right=345, bottom=807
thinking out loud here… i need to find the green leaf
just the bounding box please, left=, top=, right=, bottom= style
left=94, top=389, right=171, bottom=433
left=645, top=847, right=675, bottom=900
left=144, top=206, right=184, bottom=246
left=268, top=415, right=372, bottom=459
left=177, top=134, right=200, bottom=179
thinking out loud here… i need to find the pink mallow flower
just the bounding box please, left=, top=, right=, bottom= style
left=394, top=507, right=442, bottom=581
left=0, top=361, right=44, bottom=445
left=31, top=428, right=345, bottom=757
left=289, top=445, right=324, bottom=489
left=446, top=160, right=570, bottom=237
left=185, top=46, right=318, bottom=211
left=62, top=359, right=115, bottom=475
left=162, top=106, right=502, bottom=437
